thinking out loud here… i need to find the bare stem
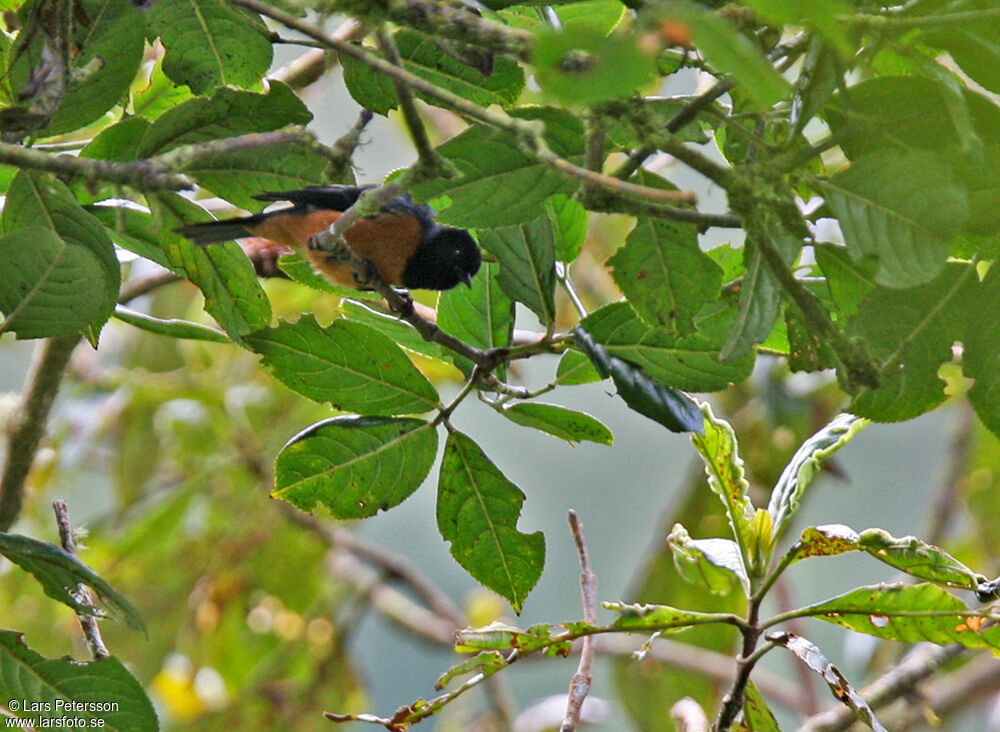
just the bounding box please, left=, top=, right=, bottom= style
left=560, top=511, right=598, bottom=732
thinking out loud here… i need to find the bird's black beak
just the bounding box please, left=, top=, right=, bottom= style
left=459, top=270, right=473, bottom=288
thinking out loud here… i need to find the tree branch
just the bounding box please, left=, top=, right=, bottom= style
left=560, top=511, right=598, bottom=732
left=52, top=500, right=109, bottom=659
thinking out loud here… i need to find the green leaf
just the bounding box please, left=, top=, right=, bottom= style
left=772, top=633, right=888, bottom=732
left=438, top=261, right=514, bottom=375
left=848, top=263, right=977, bottom=421
left=0, top=631, right=158, bottom=730
left=821, top=150, right=968, bottom=288
left=573, top=325, right=704, bottom=433
left=857, top=529, right=986, bottom=591
left=668, top=523, right=744, bottom=595
left=964, top=263, right=1000, bottom=436
left=580, top=302, right=754, bottom=392
left=0, top=532, right=144, bottom=631
left=500, top=402, right=613, bottom=445
left=0, top=172, right=119, bottom=339
left=340, top=299, right=444, bottom=360
left=113, top=305, right=230, bottom=343
left=148, top=192, right=271, bottom=339
left=798, top=583, right=1000, bottom=653
left=87, top=204, right=171, bottom=269
left=146, top=0, right=272, bottom=94
left=545, top=194, right=587, bottom=263
left=81, top=116, right=149, bottom=163
left=605, top=96, right=709, bottom=149
left=411, top=107, right=584, bottom=228
left=244, top=315, right=440, bottom=415
left=739, top=0, right=852, bottom=56
left=609, top=601, right=727, bottom=633
left=276, top=251, right=380, bottom=298
left=342, top=28, right=524, bottom=115
left=138, top=83, right=311, bottom=158
left=788, top=524, right=861, bottom=563
left=607, top=219, right=722, bottom=332
left=131, top=55, right=195, bottom=121
left=742, top=681, right=781, bottom=732
left=555, top=349, right=604, bottom=386
left=922, top=12, right=1000, bottom=94
left=790, top=37, right=840, bottom=138
left=814, top=243, right=876, bottom=319
left=767, top=413, right=868, bottom=538
left=273, top=416, right=438, bottom=518
left=478, top=218, right=556, bottom=324
left=437, top=432, right=544, bottom=613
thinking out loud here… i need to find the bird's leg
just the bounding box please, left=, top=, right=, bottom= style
left=391, top=288, right=414, bottom=318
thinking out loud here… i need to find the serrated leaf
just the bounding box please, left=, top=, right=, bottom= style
left=340, top=299, right=444, bottom=360
left=814, top=243, right=877, bottom=319
left=555, top=349, right=604, bottom=386
left=857, top=529, right=986, bottom=591
left=573, top=326, right=704, bottom=433
left=608, top=219, right=723, bottom=332
left=0, top=172, right=119, bottom=339
left=545, top=194, right=587, bottom=263
left=767, top=413, right=868, bottom=538
left=773, top=633, right=887, bottom=732
left=148, top=192, right=271, bottom=339
left=411, top=107, right=584, bottom=228
left=742, top=681, right=781, bottom=732
left=580, top=302, right=753, bottom=391
left=690, top=402, right=757, bottom=577
left=821, top=150, right=968, bottom=288
left=342, top=28, right=524, bottom=116
left=113, top=305, right=230, bottom=343
left=245, top=315, right=440, bottom=415
left=437, top=431, right=544, bottom=613
left=87, top=204, right=170, bottom=269
left=438, top=261, right=514, bottom=375
left=500, top=402, right=612, bottom=445
left=146, top=0, right=272, bottom=94
left=848, top=263, right=977, bottom=421
left=478, top=218, right=556, bottom=324
left=797, top=582, right=1000, bottom=653
left=0, top=631, right=158, bottom=730
left=668, top=523, right=744, bottom=595
left=273, top=416, right=438, bottom=518
left=0, top=533, right=144, bottom=631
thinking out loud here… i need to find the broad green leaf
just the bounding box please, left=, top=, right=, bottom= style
left=607, top=219, right=722, bottom=332
left=742, top=681, right=781, bottom=732
left=131, top=55, right=194, bottom=121
left=1, top=172, right=119, bottom=339
left=340, top=299, right=444, bottom=360
left=273, top=416, right=438, bottom=518
left=533, top=25, right=657, bottom=105
left=580, top=302, right=754, bottom=391
left=137, top=83, right=311, bottom=158
left=341, top=28, right=524, bottom=115
left=500, top=1, right=625, bottom=35
left=148, top=192, right=271, bottom=339
left=438, top=261, right=514, bottom=375
left=545, top=194, right=587, bottom=263
left=478, top=218, right=556, bottom=324
left=245, top=316, right=440, bottom=415
left=0, top=533, right=144, bottom=631
left=814, top=243, right=877, bottom=319
left=500, top=402, right=613, bottom=445
left=411, top=107, right=584, bottom=228
left=555, top=349, right=604, bottom=386
left=146, top=0, right=272, bottom=94
left=964, top=262, right=1000, bottom=436
left=767, top=413, right=868, bottom=538
left=857, top=529, right=986, bottom=591
left=437, top=431, right=544, bottom=613
left=81, top=116, right=149, bottom=163
left=690, top=402, right=757, bottom=577
left=773, top=633, right=888, bottom=732
left=87, top=205, right=171, bottom=269
left=796, top=583, right=1000, bottom=653
left=0, top=632, right=158, bottom=730
left=739, top=0, right=852, bottom=56
left=668, top=523, right=744, bottom=595
left=113, top=305, right=230, bottom=344
left=573, top=326, right=704, bottom=433
left=848, top=263, right=976, bottom=421
left=821, top=150, right=968, bottom=288
left=921, top=7, right=1000, bottom=94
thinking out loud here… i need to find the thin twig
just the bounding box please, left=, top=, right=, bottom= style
left=52, top=500, right=110, bottom=659
left=671, top=698, right=710, bottom=732
left=560, top=511, right=598, bottom=732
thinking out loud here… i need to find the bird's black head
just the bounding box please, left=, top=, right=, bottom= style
left=402, top=226, right=482, bottom=290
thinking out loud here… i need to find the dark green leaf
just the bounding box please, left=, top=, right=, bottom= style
left=0, top=532, right=144, bottom=631
left=573, top=326, right=704, bottom=433
left=244, top=315, right=440, bottom=415
left=0, top=631, right=158, bottom=730
left=340, top=299, right=444, bottom=360
left=814, top=243, right=877, bottom=319
left=438, top=261, right=514, bottom=375
left=478, top=218, right=556, bottom=324
left=113, top=305, right=230, bottom=343
left=607, top=219, right=722, bottom=332
left=87, top=204, right=171, bottom=269
left=146, top=0, right=272, bottom=94
left=965, top=262, right=1000, bottom=435
left=273, top=416, right=438, bottom=518
left=500, top=402, right=613, bottom=445
left=437, top=431, right=544, bottom=613
left=81, top=116, right=149, bottom=163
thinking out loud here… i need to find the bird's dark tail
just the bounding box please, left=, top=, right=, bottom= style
left=174, top=214, right=267, bottom=245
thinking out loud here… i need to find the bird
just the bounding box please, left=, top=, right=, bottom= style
left=174, top=185, right=481, bottom=291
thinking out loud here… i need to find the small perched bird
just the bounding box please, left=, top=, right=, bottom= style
left=174, top=185, right=481, bottom=291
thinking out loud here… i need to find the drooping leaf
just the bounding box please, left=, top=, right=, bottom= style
left=273, top=416, right=438, bottom=518
left=856, top=529, right=987, bottom=591
left=0, top=632, right=158, bottom=730
left=477, top=217, right=556, bottom=324
left=573, top=326, right=704, bottom=433
left=146, top=0, right=272, bottom=94
left=607, top=219, right=722, bottom=332
left=437, top=261, right=514, bottom=375
left=437, top=431, right=544, bottom=613
left=0, top=532, right=144, bottom=631
left=500, top=402, right=613, bottom=445
left=112, top=306, right=230, bottom=343
left=244, top=315, right=440, bottom=415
